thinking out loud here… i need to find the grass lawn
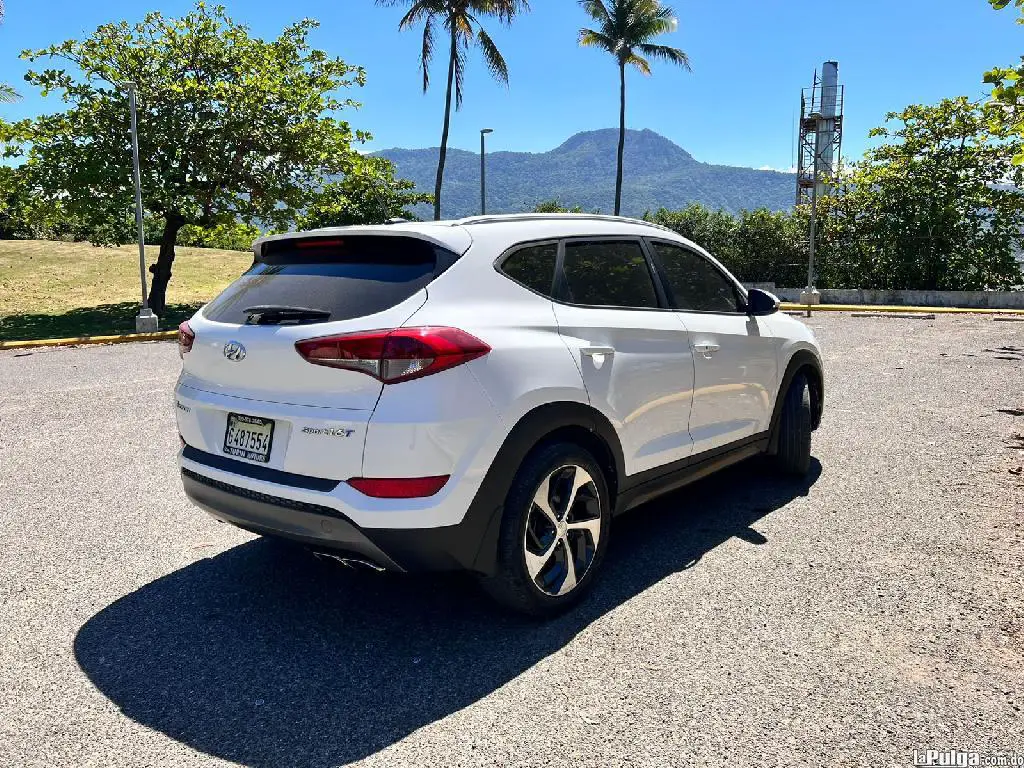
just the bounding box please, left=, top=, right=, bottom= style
left=0, top=239, right=253, bottom=341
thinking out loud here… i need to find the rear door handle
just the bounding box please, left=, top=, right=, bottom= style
left=693, top=342, right=720, bottom=358
left=581, top=346, right=615, bottom=357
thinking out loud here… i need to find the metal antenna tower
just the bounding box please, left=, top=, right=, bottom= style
left=796, top=61, right=844, bottom=206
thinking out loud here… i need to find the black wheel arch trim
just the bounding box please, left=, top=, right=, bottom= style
left=767, top=349, right=823, bottom=455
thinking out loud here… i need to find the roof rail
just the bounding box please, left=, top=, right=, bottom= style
left=452, top=212, right=677, bottom=235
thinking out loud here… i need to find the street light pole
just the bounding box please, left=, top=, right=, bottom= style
left=126, top=82, right=158, bottom=332
left=480, top=128, right=493, bottom=215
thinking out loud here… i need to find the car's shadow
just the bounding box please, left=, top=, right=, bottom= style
left=74, top=458, right=821, bottom=767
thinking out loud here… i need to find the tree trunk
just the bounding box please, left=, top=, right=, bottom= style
left=434, top=28, right=457, bottom=221
left=147, top=214, right=184, bottom=318
left=615, top=61, right=627, bottom=217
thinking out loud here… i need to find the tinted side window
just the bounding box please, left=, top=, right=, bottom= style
left=651, top=242, right=741, bottom=313
left=500, top=243, right=558, bottom=297
left=561, top=241, right=658, bottom=308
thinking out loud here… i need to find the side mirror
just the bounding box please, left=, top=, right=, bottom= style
left=745, top=288, right=780, bottom=316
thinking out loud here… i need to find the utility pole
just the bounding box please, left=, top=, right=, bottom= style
left=480, top=128, right=493, bottom=215
left=126, top=82, right=158, bottom=332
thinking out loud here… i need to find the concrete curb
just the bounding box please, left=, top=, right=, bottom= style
left=0, top=330, right=177, bottom=351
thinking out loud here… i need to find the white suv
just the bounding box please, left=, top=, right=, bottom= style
left=175, top=214, right=823, bottom=616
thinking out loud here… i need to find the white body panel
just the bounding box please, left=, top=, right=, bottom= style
left=553, top=305, right=695, bottom=474
left=676, top=312, right=778, bottom=454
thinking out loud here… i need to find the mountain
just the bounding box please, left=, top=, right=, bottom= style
left=374, top=128, right=796, bottom=220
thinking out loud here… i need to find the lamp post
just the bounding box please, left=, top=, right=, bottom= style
left=801, top=111, right=823, bottom=316
left=125, top=82, right=158, bottom=332
left=480, top=128, right=493, bottom=215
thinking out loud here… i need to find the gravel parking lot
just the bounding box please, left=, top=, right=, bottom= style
left=1, top=314, right=1022, bottom=767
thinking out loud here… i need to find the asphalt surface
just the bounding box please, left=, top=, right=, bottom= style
left=1, top=314, right=1022, bottom=767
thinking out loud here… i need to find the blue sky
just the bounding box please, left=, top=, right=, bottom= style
left=1, top=0, right=1020, bottom=170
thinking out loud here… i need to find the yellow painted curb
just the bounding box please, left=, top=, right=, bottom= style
left=0, top=330, right=178, bottom=351
left=779, top=303, right=1024, bottom=316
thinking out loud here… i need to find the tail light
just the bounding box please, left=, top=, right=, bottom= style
left=295, top=327, right=490, bottom=384
left=347, top=475, right=450, bottom=498
left=178, top=321, right=195, bottom=358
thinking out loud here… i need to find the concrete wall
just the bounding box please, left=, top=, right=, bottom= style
left=744, top=284, right=1024, bottom=309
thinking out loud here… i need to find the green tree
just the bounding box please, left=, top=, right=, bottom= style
left=381, top=0, right=529, bottom=221
left=986, top=0, right=1024, bottom=158
left=733, top=208, right=805, bottom=286
left=579, top=0, right=690, bottom=216
left=812, top=97, right=1024, bottom=290
left=0, top=166, right=33, bottom=238
left=0, top=165, right=88, bottom=240
left=532, top=199, right=586, bottom=213
left=3, top=3, right=367, bottom=317
left=646, top=204, right=812, bottom=286
left=177, top=221, right=262, bottom=251
left=298, top=155, right=433, bottom=229
left=645, top=203, right=737, bottom=267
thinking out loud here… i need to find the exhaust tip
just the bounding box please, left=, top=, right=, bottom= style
left=312, top=551, right=387, bottom=572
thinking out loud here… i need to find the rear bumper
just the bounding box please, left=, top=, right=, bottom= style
left=181, top=468, right=504, bottom=574
left=182, top=469, right=404, bottom=570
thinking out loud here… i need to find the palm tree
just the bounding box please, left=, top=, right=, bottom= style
left=0, top=0, right=19, bottom=103
left=381, top=0, right=528, bottom=220
left=579, top=0, right=690, bottom=215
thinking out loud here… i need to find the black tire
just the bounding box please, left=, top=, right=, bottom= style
left=480, top=442, right=611, bottom=618
left=773, top=373, right=812, bottom=476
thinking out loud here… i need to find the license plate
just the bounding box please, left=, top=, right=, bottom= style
left=223, top=413, right=275, bottom=463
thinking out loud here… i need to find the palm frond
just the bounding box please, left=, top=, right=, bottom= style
left=636, top=42, right=690, bottom=71
left=624, top=52, right=651, bottom=75
left=420, top=15, right=435, bottom=91
left=452, top=11, right=475, bottom=40
left=627, top=15, right=676, bottom=40
left=391, top=0, right=530, bottom=103
left=579, top=28, right=616, bottom=52
left=472, top=0, right=530, bottom=24
left=453, top=44, right=466, bottom=110
left=0, top=83, right=20, bottom=104
left=396, top=0, right=438, bottom=29
left=476, top=26, right=510, bottom=84
left=579, top=0, right=690, bottom=73
left=579, top=0, right=612, bottom=24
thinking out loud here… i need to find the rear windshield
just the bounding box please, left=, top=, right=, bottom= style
left=203, top=235, right=456, bottom=325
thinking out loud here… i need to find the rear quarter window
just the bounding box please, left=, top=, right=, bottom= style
left=203, top=235, right=456, bottom=325
left=499, top=243, right=559, bottom=297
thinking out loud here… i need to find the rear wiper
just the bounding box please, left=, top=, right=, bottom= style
left=243, top=305, right=331, bottom=325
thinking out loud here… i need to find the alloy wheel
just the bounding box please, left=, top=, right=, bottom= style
left=523, top=464, right=602, bottom=596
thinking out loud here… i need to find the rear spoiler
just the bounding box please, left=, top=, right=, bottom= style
left=252, top=226, right=473, bottom=262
